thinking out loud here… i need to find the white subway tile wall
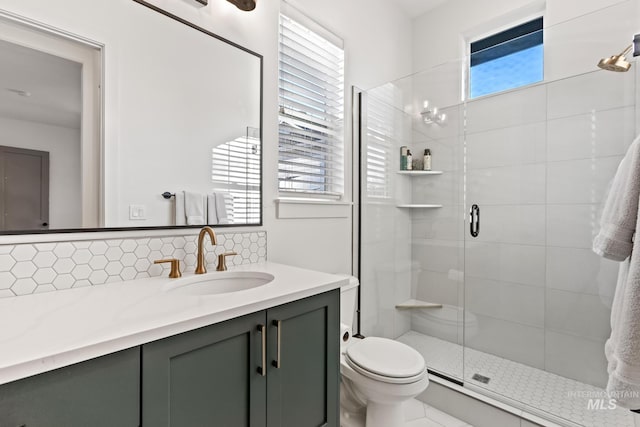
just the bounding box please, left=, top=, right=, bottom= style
left=0, top=231, right=266, bottom=298
left=400, top=1, right=636, bottom=395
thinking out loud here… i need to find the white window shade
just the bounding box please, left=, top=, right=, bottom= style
left=211, top=127, right=261, bottom=224
left=278, top=13, right=345, bottom=197
left=364, top=84, right=401, bottom=200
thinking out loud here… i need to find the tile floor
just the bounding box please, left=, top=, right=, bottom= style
left=398, top=331, right=636, bottom=427
left=404, top=398, right=472, bottom=427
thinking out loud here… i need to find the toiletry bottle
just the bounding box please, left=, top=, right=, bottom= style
left=400, top=146, right=408, bottom=170
left=423, top=149, right=431, bottom=171
left=407, top=150, right=413, bottom=170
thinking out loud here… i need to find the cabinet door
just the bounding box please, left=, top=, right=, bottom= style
left=142, top=311, right=267, bottom=427
left=0, top=347, right=140, bottom=427
left=267, top=290, right=339, bottom=427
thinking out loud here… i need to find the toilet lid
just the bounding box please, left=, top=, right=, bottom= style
left=345, top=337, right=426, bottom=382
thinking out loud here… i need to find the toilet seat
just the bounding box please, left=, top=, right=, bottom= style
left=345, top=337, right=427, bottom=385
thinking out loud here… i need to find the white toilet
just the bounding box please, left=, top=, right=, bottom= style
left=340, top=277, right=429, bottom=427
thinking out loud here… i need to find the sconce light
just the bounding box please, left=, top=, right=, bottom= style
left=227, top=0, right=257, bottom=11
left=421, top=100, right=446, bottom=125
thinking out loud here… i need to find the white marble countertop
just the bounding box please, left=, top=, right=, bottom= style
left=0, top=261, right=347, bottom=386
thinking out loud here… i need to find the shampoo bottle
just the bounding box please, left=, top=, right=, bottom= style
left=407, top=150, right=413, bottom=170
left=423, top=149, right=431, bottom=171
left=400, top=146, right=408, bottom=170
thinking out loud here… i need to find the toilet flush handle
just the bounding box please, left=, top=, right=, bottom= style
left=272, top=320, right=282, bottom=368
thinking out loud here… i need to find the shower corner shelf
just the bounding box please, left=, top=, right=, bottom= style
left=396, top=299, right=443, bottom=310
left=396, top=204, right=443, bottom=209
left=397, top=170, right=443, bottom=176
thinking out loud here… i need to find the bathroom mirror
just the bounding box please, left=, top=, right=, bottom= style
left=0, top=1, right=262, bottom=235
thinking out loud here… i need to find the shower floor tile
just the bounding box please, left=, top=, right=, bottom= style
left=398, top=331, right=636, bottom=427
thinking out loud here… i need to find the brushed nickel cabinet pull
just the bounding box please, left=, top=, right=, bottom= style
left=272, top=320, right=282, bottom=368
left=258, top=324, right=266, bottom=376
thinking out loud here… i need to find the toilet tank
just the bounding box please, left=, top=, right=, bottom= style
left=339, top=276, right=359, bottom=332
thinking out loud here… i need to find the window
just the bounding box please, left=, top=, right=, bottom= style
left=278, top=13, right=345, bottom=197
left=365, top=84, right=400, bottom=200
left=211, top=127, right=261, bottom=224
left=469, top=17, right=543, bottom=99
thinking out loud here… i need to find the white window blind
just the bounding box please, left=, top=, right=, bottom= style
left=365, top=85, right=399, bottom=200
left=211, top=127, right=261, bottom=224
left=278, top=13, right=345, bottom=197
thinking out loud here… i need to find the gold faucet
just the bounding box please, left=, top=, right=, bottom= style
left=216, top=251, right=237, bottom=271
left=195, top=226, right=217, bottom=274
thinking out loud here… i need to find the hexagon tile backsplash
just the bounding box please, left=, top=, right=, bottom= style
left=0, top=231, right=266, bottom=298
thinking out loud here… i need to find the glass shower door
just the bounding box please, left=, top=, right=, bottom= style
left=462, top=67, right=636, bottom=427
left=359, top=62, right=466, bottom=383
left=462, top=80, right=549, bottom=392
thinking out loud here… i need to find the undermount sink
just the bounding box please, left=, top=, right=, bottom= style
left=167, top=271, right=275, bottom=296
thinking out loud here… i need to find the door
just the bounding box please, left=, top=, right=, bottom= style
left=0, top=348, right=139, bottom=427
left=142, top=311, right=267, bottom=427
left=266, top=290, right=339, bottom=427
left=0, top=146, right=49, bottom=230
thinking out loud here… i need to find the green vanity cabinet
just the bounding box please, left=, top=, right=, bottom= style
left=142, top=310, right=268, bottom=427
left=141, top=289, right=339, bottom=427
left=267, top=289, right=339, bottom=427
left=0, top=289, right=338, bottom=427
left=0, top=347, right=140, bottom=427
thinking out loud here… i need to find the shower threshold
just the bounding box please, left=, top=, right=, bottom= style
left=397, top=331, right=636, bottom=427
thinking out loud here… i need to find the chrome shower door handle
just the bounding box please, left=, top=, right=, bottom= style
left=470, top=204, right=480, bottom=237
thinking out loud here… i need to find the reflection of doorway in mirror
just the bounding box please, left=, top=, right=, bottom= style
left=0, top=146, right=49, bottom=231
left=0, top=13, right=102, bottom=231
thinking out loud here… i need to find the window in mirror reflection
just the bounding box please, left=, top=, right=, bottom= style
left=211, top=127, right=261, bottom=224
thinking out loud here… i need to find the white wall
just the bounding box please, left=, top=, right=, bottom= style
left=0, top=116, right=81, bottom=228
left=0, top=0, right=413, bottom=275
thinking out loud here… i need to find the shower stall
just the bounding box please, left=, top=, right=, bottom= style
left=356, top=7, right=639, bottom=427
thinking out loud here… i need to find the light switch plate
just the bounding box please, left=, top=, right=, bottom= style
left=129, top=205, right=146, bottom=220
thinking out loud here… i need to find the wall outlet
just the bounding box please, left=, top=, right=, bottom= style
left=129, top=204, right=146, bottom=220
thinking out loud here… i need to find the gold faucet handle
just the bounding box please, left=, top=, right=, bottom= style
left=154, top=258, right=182, bottom=278
left=216, top=251, right=237, bottom=271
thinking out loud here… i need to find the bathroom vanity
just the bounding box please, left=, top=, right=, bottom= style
left=0, top=263, right=343, bottom=427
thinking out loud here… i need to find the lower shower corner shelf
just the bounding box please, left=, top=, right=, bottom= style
left=396, top=204, right=443, bottom=209
left=395, top=299, right=443, bottom=310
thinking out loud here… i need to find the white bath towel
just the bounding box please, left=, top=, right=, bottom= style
left=175, top=192, right=186, bottom=226
left=215, top=192, right=229, bottom=224
left=184, top=191, right=206, bottom=225
left=593, top=135, right=640, bottom=409
left=207, top=194, right=219, bottom=225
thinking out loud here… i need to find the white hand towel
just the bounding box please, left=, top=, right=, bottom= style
left=184, top=191, right=206, bottom=225
left=215, top=192, right=229, bottom=224
left=593, top=135, right=640, bottom=261
left=593, top=135, right=640, bottom=409
left=207, top=194, right=219, bottom=225
left=175, top=192, right=186, bottom=226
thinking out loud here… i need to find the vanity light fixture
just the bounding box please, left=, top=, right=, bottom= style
left=421, top=100, right=446, bottom=125
left=226, top=0, right=256, bottom=11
